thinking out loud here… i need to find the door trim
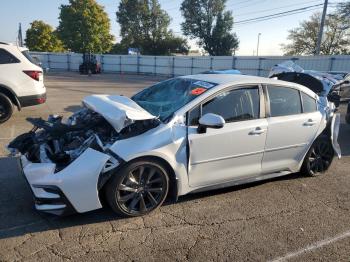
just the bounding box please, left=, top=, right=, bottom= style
left=264, top=143, right=307, bottom=153
left=191, top=149, right=265, bottom=165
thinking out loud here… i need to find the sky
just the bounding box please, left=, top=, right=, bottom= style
left=0, top=0, right=342, bottom=55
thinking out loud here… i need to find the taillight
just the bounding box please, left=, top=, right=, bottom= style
left=23, top=70, right=42, bottom=81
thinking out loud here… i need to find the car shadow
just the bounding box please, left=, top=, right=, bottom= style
left=0, top=164, right=301, bottom=241
left=64, top=105, right=83, bottom=113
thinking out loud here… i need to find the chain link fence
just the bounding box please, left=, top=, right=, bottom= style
left=30, top=52, right=350, bottom=77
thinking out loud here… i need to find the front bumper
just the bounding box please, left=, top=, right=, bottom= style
left=18, top=148, right=112, bottom=215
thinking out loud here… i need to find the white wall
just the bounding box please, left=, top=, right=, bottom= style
left=30, top=52, right=350, bottom=77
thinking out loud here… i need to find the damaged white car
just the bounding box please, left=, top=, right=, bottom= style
left=8, top=74, right=341, bottom=217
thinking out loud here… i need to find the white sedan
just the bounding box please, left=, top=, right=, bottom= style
left=8, top=74, right=341, bottom=217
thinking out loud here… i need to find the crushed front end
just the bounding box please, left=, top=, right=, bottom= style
left=8, top=95, right=159, bottom=215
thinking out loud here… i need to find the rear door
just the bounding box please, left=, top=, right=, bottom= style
left=187, top=85, right=268, bottom=187
left=262, top=85, right=322, bottom=173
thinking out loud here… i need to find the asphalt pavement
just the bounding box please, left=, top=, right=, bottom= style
left=0, top=72, right=350, bottom=261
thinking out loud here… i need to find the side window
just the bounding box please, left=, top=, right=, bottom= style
left=202, top=87, right=260, bottom=123
left=301, top=92, right=317, bottom=113
left=267, top=86, right=301, bottom=117
left=0, top=49, right=20, bottom=64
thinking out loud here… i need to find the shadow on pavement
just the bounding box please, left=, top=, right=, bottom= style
left=64, top=105, right=83, bottom=113
left=0, top=160, right=300, bottom=241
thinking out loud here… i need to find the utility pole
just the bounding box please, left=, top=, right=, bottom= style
left=18, top=23, right=23, bottom=47
left=315, top=0, right=328, bottom=55
left=256, top=33, right=261, bottom=56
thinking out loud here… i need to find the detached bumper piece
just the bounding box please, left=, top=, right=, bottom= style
left=32, top=185, right=76, bottom=216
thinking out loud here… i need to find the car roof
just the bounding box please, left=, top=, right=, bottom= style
left=179, top=74, right=317, bottom=97
left=181, top=73, right=287, bottom=85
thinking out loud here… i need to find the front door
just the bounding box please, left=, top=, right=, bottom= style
left=187, top=86, right=268, bottom=187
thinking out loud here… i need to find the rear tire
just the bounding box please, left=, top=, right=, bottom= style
left=0, top=93, right=13, bottom=124
left=105, top=160, right=169, bottom=217
left=301, top=135, right=334, bottom=177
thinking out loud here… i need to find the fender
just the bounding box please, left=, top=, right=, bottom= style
left=331, top=113, right=341, bottom=159
left=0, top=84, right=21, bottom=110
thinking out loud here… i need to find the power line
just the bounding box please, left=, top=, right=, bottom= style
left=234, top=4, right=337, bottom=26
left=230, top=0, right=256, bottom=6
left=235, top=3, right=324, bottom=24
left=233, top=0, right=323, bottom=17
left=234, top=7, right=323, bottom=26
left=226, top=0, right=267, bottom=11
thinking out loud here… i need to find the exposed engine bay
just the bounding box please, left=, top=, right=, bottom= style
left=8, top=108, right=160, bottom=172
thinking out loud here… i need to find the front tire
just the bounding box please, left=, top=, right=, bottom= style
left=0, top=93, right=13, bottom=124
left=105, top=160, right=169, bottom=217
left=301, top=135, right=334, bottom=177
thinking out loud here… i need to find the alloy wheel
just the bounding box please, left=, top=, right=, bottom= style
left=0, top=104, right=5, bottom=118
left=308, top=139, right=333, bottom=175
left=116, top=164, right=167, bottom=215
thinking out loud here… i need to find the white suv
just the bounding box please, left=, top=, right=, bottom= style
left=0, top=42, right=46, bottom=123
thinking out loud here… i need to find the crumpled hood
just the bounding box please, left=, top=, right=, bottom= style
left=83, top=95, right=156, bottom=132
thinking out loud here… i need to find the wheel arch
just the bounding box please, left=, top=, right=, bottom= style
left=0, top=84, right=21, bottom=110
left=100, top=154, right=179, bottom=203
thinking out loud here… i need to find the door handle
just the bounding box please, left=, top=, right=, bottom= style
left=304, top=119, right=317, bottom=126
left=249, top=127, right=266, bottom=135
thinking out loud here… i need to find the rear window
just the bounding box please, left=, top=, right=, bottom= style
left=301, top=92, right=317, bottom=113
left=21, top=50, right=37, bottom=65
left=267, top=86, right=302, bottom=117
left=0, top=48, right=20, bottom=64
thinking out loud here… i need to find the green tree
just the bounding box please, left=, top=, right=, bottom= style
left=116, top=0, right=189, bottom=55
left=25, top=20, right=65, bottom=52
left=180, top=0, right=239, bottom=56
left=57, top=0, right=114, bottom=53
left=282, top=11, right=350, bottom=55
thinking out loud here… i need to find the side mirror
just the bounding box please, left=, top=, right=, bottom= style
left=197, top=113, right=225, bottom=133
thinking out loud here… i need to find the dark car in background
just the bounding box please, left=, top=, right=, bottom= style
left=336, top=73, right=350, bottom=101
left=79, top=53, right=101, bottom=74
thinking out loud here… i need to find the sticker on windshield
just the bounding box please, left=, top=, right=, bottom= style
left=191, top=87, right=207, bottom=95
left=193, top=81, right=214, bottom=89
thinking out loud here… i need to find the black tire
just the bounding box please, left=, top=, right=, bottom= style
left=105, top=160, right=169, bottom=217
left=346, top=103, right=350, bottom=124
left=301, top=135, right=334, bottom=177
left=0, top=93, right=13, bottom=124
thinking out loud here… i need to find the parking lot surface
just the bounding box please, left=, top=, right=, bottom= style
left=1, top=72, right=350, bottom=261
